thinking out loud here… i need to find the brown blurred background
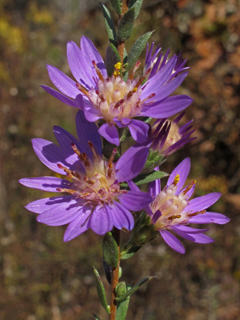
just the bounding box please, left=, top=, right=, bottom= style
left=0, top=0, right=240, bottom=319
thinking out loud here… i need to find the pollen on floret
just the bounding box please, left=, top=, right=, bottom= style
left=173, top=174, right=180, bottom=185
left=115, top=62, right=122, bottom=70
left=114, top=62, right=122, bottom=76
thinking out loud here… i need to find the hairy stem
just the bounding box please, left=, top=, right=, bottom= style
left=109, top=228, right=121, bottom=320
left=118, top=0, right=129, bottom=65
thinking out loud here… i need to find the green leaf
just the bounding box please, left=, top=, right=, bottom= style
left=129, top=0, right=144, bottom=18
left=103, top=232, right=119, bottom=269
left=134, top=170, right=168, bottom=185
left=115, top=277, right=155, bottom=302
left=121, top=247, right=141, bottom=260
left=120, top=170, right=168, bottom=188
left=110, top=0, right=121, bottom=15
left=118, top=7, right=135, bottom=41
left=100, top=3, right=117, bottom=46
left=127, top=31, right=153, bottom=70
left=105, top=44, right=121, bottom=77
left=92, top=314, right=101, bottom=320
left=116, top=285, right=131, bottom=320
left=93, top=266, right=110, bottom=314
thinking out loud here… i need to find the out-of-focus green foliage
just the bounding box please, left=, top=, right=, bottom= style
left=1, top=1, right=240, bottom=319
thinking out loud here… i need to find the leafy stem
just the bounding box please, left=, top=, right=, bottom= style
left=117, top=0, right=129, bottom=65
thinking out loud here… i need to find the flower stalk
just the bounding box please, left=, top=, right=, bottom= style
left=118, top=0, right=129, bottom=65
left=109, top=228, right=121, bottom=320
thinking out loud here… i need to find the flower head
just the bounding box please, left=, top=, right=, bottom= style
left=149, top=112, right=195, bottom=157
left=19, top=111, right=152, bottom=241
left=42, top=37, right=193, bottom=146
left=129, top=158, right=230, bottom=254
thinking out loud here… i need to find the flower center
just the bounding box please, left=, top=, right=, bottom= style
left=77, top=62, right=155, bottom=123
left=150, top=175, right=204, bottom=229
left=57, top=143, right=126, bottom=205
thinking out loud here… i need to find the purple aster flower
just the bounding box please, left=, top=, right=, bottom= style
left=144, top=43, right=190, bottom=80
left=129, top=158, right=230, bottom=254
left=148, top=112, right=196, bottom=157
left=42, top=37, right=193, bottom=146
left=19, top=111, right=152, bottom=241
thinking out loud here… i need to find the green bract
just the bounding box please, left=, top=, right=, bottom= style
left=103, top=232, right=119, bottom=269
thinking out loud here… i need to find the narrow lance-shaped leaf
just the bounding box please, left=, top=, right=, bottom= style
left=134, top=170, right=168, bottom=185
left=110, top=0, right=121, bottom=15
left=121, top=246, right=141, bottom=260
left=100, top=3, right=117, bottom=46
left=129, top=0, right=144, bottom=19
left=127, top=31, right=154, bottom=70
left=105, top=44, right=121, bottom=77
left=120, top=170, right=168, bottom=188
left=93, top=267, right=110, bottom=314
left=118, top=7, right=135, bottom=42
left=103, top=232, right=119, bottom=269
left=92, top=313, right=101, bottom=320
left=116, top=284, right=131, bottom=320
left=115, top=277, right=155, bottom=302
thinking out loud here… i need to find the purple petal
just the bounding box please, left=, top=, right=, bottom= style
left=172, top=225, right=209, bottom=234
left=127, top=180, right=140, bottom=192
left=189, top=212, right=230, bottom=225
left=32, top=138, right=73, bottom=175
left=41, top=85, right=77, bottom=107
left=114, top=117, right=130, bottom=127
left=82, top=99, right=102, bottom=122
left=145, top=72, right=189, bottom=102
left=128, top=120, right=149, bottom=143
left=76, top=110, right=102, bottom=156
left=36, top=198, right=84, bottom=226
left=116, top=145, right=149, bottom=182
left=67, top=41, right=95, bottom=88
left=63, top=207, right=91, bottom=242
left=47, top=65, right=80, bottom=98
left=119, top=191, right=152, bottom=211
left=149, top=167, right=161, bottom=198
left=111, top=201, right=134, bottom=231
left=167, top=158, right=191, bottom=194
left=25, top=195, right=73, bottom=214
left=19, top=177, right=73, bottom=192
left=142, top=95, right=193, bottom=118
left=98, top=123, right=119, bottom=146
left=152, top=210, right=162, bottom=224
left=185, top=193, right=221, bottom=213
left=53, top=125, right=84, bottom=156
left=144, top=56, right=177, bottom=92
left=160, top=230, right=185, bottom=254
left=171, top=227, right=214, bottom=244
left=89, top=205, right=113, bottom=235
left=80, top=36, right=107, bottom=77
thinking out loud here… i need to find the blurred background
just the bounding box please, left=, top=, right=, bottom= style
left=0, top=0, right=240, bottom=319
